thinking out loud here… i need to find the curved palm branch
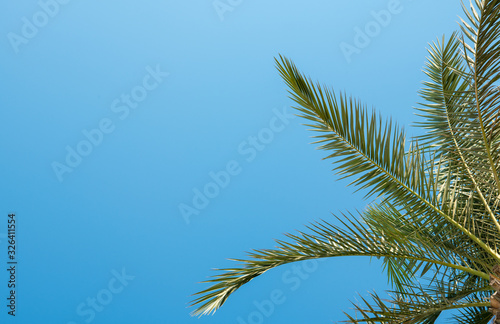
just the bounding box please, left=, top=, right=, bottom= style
left=190, top=201, right=491, bottom=316
left=459, top=0, right=500, bottom=194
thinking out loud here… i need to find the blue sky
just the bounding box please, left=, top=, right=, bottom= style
left=0, top=1, right=464, bottom=323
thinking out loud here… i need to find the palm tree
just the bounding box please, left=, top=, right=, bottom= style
left=191, top=1, right=500, bottom=322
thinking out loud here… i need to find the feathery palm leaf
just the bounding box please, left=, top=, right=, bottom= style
left=460, top=0, right=500, bottom=194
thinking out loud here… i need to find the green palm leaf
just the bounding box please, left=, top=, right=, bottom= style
left=190, top=203, right=490, bottom=316
left=459, top=0, right=500, bottom=193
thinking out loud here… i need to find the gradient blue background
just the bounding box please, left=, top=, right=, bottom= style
left=0, top=1, right=464, bottom=323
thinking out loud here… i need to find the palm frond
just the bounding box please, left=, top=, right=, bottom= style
left=459, top=0, right=500, bottom=193
left=190, top=207, right=490, bottom=316
left=275, top=55, right=500, bottom=261
left=415, top=25, right=500, bottom=255
left=416, top=32, right=472, bottom=156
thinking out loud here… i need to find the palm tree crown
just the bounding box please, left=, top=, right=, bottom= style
left=191, top=1, right=500, bottom=322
